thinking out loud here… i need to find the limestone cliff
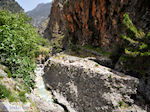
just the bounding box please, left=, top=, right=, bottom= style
left=45, top=0, right=150, bottom=51
left=44, top=0, right=65, bottom=38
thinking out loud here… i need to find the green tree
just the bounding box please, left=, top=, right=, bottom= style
left=121, top=13, right=150, bottom=57
left=119, top=13, right=150, bottom=75
left=0, top=10, right=49, bottom=89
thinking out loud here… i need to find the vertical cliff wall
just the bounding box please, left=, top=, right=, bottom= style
left=45, top=0, right=150, bottom=51
left=44, top=0, right=66, bottom=38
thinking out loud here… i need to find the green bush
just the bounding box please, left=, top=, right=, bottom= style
left=0, top=84, right=27, bottom=102
left=121, top=13, right=150, bottom=57
left=0, top=84, right=11, bottom=99
left=0, top=10, right=49, bottom=89
left=118, top=13, right=150, bottom=75
left=50, top=35, right=64, bottom=54
left=18, top=91, right=27, bottom=103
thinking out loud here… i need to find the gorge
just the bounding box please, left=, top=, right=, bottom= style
left=0, top=0, right=150, bottom=112
left=43, top=0, right=150, bottom=111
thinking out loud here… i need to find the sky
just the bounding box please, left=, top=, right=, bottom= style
left=16, top=0, right=52, bottom=12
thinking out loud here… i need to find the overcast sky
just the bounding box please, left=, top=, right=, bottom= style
left=16, top=0, right=52, bottom=12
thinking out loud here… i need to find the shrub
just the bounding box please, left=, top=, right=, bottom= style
left=121, top=13, right=150, bottom=57
left=0, top=10, right=49, bottom=89
left=119, top=13, right=150, bottom=75
left=50, top=35, right=64, bottom=54
left=18, top=91, right=27, bottom=103
left=0, top=84, right=27, bottom=102
left=0, top=84, right=11, bottom=99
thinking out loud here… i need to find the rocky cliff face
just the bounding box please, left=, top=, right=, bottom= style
left=45, top=0, right=150, bottom=51
left=27, top=3, right=52, bottom=27
left=44, top=1, right=150, bottom=111
left=0, top=0, right=23, bottom=13
left=44, top=0, right=66, bottom=38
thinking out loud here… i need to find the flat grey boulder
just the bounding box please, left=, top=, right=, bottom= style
left=43, top=54, right=145, bottom=112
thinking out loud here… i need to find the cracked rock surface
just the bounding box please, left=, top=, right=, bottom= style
left=43, top=53, right=147, bottom=112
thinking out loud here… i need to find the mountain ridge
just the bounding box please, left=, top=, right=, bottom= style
left=27, top=2, right=52, bottom=27
left=0, top=0, right=23, bottom=13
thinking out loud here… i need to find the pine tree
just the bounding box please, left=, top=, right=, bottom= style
left=121, top=13, right=150, bottom=57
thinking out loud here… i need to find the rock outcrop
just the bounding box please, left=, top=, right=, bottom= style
left=43, top=54, right=147, bottom=112
left=44, top=0, right=150, bottom=106
left=45, top=0, right=150, bottom=51
left=0, top=0, right=23, bottom=13
left=44, top=0, right=66, bottom=38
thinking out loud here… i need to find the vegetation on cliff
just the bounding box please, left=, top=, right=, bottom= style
left=0, top=0, right=23, bottom=13
left=0, top=84, right=11, bottom=99
left=0, top=10, right=49, bottom=90
left=118, top=13, right=150, bottom=75
left=122, top=13, right=150, bottom=57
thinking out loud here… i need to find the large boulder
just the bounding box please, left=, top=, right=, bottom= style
left=43, top=54, right=145, bottom=112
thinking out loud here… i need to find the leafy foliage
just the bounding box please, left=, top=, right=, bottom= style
left=118, top=13, right=150, bottom=75
left=121, top=13, right=150, bottom=57
left=50, top=34, right=64, bottom=54
left=0, top=84, right=11, bottom=99
left=18, top=91, right=27, bottom=103
left=0, top=83, right=28, bottom=102
left=0, top=10, right=49, bottom=89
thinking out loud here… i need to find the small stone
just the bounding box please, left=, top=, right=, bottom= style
left=0, top=69, right=7, bottom=77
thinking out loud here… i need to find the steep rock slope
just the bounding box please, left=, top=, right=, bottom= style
left=45, top=0, right=150, bottom=51
left=27, top=3, right=52, bottom=27
left=44, top=0, right=65, bottom=38
left=0, top=0, right=23, bottom=13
